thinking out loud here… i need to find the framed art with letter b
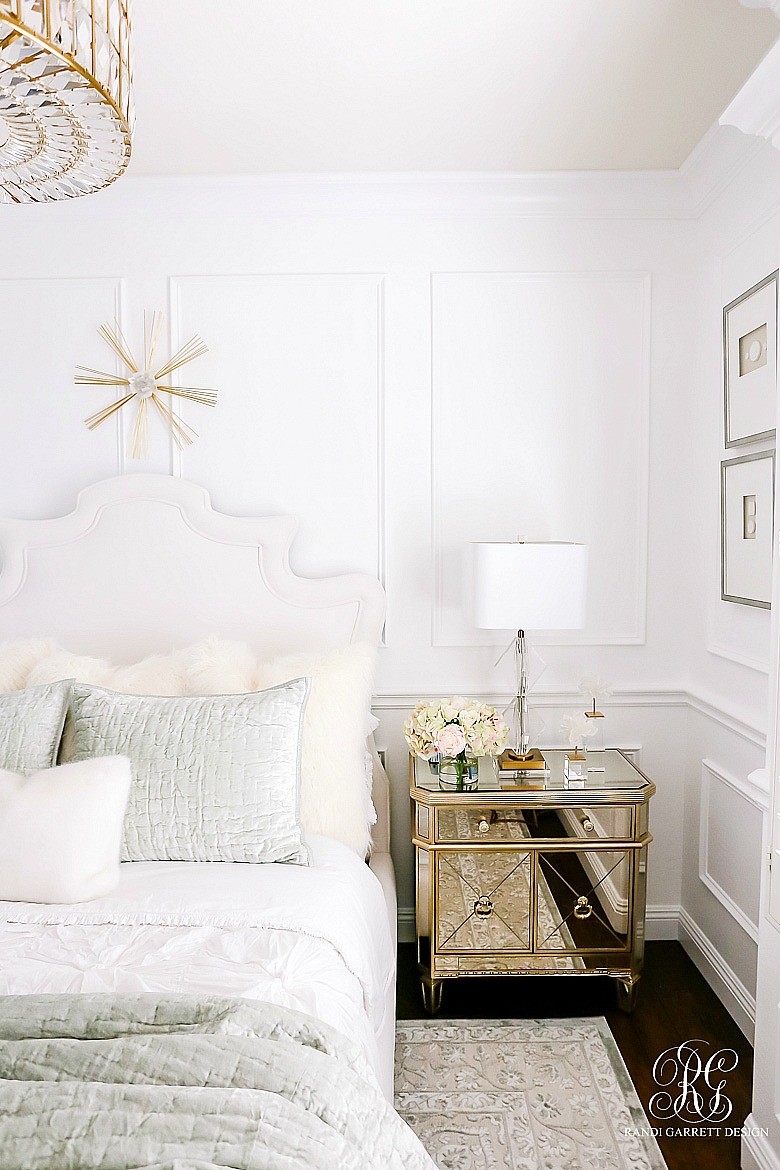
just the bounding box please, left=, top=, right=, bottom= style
left=723, top=271, right=778, bottom=448
left=721, top=451, right=775, bottom=609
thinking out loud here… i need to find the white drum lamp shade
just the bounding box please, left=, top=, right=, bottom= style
left=472, top=542, right=588, bottom=631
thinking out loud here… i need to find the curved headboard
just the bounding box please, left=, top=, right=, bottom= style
left=0, top=476, right=386, bottom=659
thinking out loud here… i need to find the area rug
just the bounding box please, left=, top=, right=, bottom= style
left=395, top=1018, right=666, bottom=1170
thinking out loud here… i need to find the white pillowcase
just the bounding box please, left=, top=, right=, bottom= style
left=0, top=757, right=131, bottom=904
left=70, top=680, right=310, bottom=865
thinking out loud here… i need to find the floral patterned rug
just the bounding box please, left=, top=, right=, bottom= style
left=395, top=1018, right=666, bottom=1170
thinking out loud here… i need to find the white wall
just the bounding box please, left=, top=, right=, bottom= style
left=0, top=172, right=702, bottom=942
left=681, top=137, right=780, bottom=1038
left=4, top=140, right=776, bottom=979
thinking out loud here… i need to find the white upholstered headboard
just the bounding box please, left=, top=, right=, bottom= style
left=0, top=476, right=385, bottom=658
left=0, top=475, right=390, bottom=848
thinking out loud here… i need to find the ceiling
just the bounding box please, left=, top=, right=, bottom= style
left=129, top=1, right=779, bottom=175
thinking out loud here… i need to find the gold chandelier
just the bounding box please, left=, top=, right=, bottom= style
left=0, top=0, right=133, bottom=203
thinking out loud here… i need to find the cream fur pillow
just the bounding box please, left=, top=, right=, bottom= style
left=253, top=643, right=377, bottom=856
left=0, top=639, right=57, bottom=692
left=0, top=757, right=131, bottom=903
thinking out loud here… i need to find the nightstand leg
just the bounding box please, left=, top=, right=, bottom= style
left=421, top=976, right=443, bottom=1015
left=615, top=975, right=640, bottom=1013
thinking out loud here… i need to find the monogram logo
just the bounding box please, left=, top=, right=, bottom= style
left=649, top=1041, right=737, bottom=1124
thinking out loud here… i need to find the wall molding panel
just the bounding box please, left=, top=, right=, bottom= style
left=699, top=760, right=767, bottom=944
left=166, top=273, right=388, bottom=594
left=430, top=270, right=651, bottom=651
left=0, top=276, right=127, bottom=517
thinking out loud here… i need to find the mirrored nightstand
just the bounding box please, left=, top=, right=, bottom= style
left=410, top=749, right=655, bottom=1014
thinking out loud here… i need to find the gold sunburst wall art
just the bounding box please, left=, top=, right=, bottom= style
left=76, top=312, right=218, bottom=460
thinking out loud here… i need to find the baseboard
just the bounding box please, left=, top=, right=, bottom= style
left=398, top=903, right=680, bottom=945
left=646, top=904, right=680, bottom=940
left=398, top=907, right=416, bottom=944
left=742, top=1116, right=780, bottom=1170
left=678, top=907, right=756, bottom=1042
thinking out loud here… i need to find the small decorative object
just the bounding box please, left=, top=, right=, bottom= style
left=77, top=312, right=218, bottom=460
left=404, top=697, right=509, bottom=793
left=563, top=751, right=587, bottom=787
left=0, top=1, right=133, bottom=204
left=562, top=711, right=595, bottom=787
left=579, top=674, right=612, bottom=752
left=724, top=271, right=778, bottom=448
left=721, top=451, right=774, bottom=609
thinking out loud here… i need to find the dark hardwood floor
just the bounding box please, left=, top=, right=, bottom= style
left=397, top=940, right=753, bottom=1170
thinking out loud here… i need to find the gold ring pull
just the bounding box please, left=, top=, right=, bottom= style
left=474, top=896, right=494, bottom=919
left=574, top=895, right=592, bottom=920
left=477, top=818, right=490, bottom=834
left=580, top=815, right=594, bottom=833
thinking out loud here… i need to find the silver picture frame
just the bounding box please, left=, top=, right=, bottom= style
left=721, top=450, right=775, bottom=609
left=723, top=270, right=778, bottom=448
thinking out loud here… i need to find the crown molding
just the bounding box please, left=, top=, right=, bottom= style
left=720, top=40, right=780, bottom=151
left=738, top=0, right=780, bottom=18
left=114, top=134, right=764, bottom=223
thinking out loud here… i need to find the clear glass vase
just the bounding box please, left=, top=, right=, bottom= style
left=438, top=752, right=479, bottom=792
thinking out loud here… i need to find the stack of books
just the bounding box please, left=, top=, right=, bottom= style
left=495, top=747, right=550, bottom=788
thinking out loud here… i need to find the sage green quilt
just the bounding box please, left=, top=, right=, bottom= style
left=0, top=994, right=437, bottom=1170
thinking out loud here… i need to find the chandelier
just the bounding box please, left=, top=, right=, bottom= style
left=0, top=0, right=133, bottom=203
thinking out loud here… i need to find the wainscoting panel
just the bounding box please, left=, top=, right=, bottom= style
left=699, top=759, right=766, bottom=943
left=0, top=277, right=125, bottom=517
left=168, top=274, right=386, bottom=584
left=431, top=271, right=651, bottom=648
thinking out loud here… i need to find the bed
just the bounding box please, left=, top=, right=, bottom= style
left=0, top=475, right=426, bottom=1168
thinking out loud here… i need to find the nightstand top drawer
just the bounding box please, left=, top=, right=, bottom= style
left=411, top=748, right=654, bottom=806
left=434, top=804, right=634, bottom=844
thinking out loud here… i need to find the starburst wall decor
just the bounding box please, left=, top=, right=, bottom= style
left=76, top=312, right=218, bottom=459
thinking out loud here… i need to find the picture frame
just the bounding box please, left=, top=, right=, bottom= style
left=721, top=450, right=775, bottom=609
left=723, top=270, right=778, bottom=448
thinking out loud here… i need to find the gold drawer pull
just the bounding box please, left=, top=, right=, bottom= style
left=580, top=815, right=595, bottom=833
left=477, top=818, right=490, bottom=834
left=574, top=896, right=592, bottom=920
left=474, top=896, right=494, bottom=919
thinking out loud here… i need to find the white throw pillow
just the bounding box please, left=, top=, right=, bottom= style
left=0, top=757, right=131, bottom=904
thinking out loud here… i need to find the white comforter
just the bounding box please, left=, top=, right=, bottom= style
left=0, top=836, right=394, bottom=1079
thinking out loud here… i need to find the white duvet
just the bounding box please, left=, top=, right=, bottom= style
left=0, top=836, right=394, bottom=1079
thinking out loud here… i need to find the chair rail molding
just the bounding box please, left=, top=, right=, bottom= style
left=720, top=39, right=780, bottom=151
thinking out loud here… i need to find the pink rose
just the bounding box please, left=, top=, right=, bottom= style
left=436, top=723, right=467, bottom=756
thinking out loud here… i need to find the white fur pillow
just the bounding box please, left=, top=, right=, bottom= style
left=0, top=757, right=131, bottom=903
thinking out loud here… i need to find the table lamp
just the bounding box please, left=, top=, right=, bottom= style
left=471, top=541, right=588, bottom=773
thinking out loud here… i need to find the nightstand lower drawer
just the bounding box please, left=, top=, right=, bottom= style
left=435, top=850, right=532, bottom=952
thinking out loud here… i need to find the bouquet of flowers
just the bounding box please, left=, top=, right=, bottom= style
left=404, top=696, right=509, bottom=761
